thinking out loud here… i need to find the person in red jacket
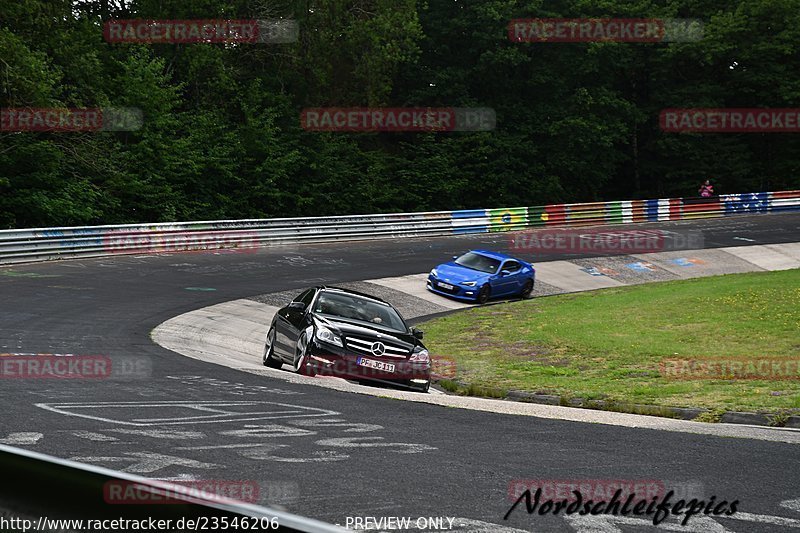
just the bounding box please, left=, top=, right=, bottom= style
left=698, top=179, right=714, bottom=197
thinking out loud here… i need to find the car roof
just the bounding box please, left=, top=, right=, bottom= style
left=467, top=249, right=515, bottom=261
left=316, top=286, right=391, bottom=305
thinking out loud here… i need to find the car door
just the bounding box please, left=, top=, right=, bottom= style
left=496, top=260, right=523, bottom=295
left=274, top=289, right=314, bottom=359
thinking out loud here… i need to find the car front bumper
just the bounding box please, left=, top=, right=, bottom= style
left=307, top=341, right=431, bottom=385
left=426, top=276, right=480, bottom=301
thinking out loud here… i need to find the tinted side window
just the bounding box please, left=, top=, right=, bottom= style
left=300, top=289, right=316, bottom=307
left=504, top=261, right=521, bottom=272
left=292, top=289, right=313, bottom=306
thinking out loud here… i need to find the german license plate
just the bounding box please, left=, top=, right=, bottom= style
left=438, top=282, right=454, bottom=290
left=357, top=358, right=395, bottom=373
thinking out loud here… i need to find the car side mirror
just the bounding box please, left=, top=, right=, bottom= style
left=288, top=301, right=305, bottom=311
left=452, top=255, right=458, bottom=260
left=500, top=269, right=511, bottom=277
left=411, top=327, right=424, bottom=340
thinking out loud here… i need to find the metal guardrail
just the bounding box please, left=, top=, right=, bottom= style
left=0, top=444, right=345, bottom=532
left=0, top=190, right=798, bottom=265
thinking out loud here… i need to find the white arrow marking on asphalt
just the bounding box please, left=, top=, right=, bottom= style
left=563, top=514, right=733, bottom=532
left=287, top=418, right=383, bottom=432
left=73, top=431, right=119, bottom=442
left=176, top=443, right=273, bottom=451
left=781, top=498, right=800, bottom=513
left=153, top=474, right=200, bottom=481
left=315, top=436, right=437, bottom=454
left=107, top=428, right=206, bottom=439
left=721, top=511, right=800, bottom=528
left=69, top=452, right=218, bottom=473
left=238, top=444, right=348, bottom=463
left=219, top=425, right=315, bottom=438
left=0, top=432, right=43, bottom=445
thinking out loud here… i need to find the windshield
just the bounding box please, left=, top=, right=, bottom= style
left=455, top=252, right=501, bottom=274
left=314, top=291, right=407, bottom=332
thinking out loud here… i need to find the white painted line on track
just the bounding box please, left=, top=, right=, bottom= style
left=35, top=400, right=339, bottom=426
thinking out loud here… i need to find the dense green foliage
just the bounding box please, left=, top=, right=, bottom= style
left=2, top=0, right=799, bottom=228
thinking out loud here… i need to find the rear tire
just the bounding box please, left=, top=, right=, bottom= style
left=263, top=328, right=282, bottom=368
left=476, top=284, right=491, bottom=305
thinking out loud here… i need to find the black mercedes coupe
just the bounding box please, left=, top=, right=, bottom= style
left=262, top=286, right=431, bottom=392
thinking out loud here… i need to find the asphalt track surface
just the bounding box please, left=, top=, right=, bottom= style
left=1, top=213, right=800, bottom=532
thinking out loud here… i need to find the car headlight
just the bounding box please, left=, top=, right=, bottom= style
left=462, top=281, right=477, bottom=287
left=409, top=349, right=430, bottom=363
left=315, top=326, right=343, bottom=348
left=429, top=268, right=438, bottom=277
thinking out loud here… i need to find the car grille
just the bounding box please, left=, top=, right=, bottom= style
left=345, top=336, right=409, bottom=358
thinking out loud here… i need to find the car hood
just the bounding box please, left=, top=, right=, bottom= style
left=434, top=262, right=491, bottom=283
left=313, top=315, right=420, bottom=348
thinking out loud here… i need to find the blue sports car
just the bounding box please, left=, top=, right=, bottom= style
left=427, top=250, right=536, bottom=304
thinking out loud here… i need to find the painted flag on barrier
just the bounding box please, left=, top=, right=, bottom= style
left=488, top=208, right=527, bottom=232
left=543, top=204, right=567, bottom=226
left=564, top=202, right=605, bottom=227
left=451, top=210, right=488, bottom=234
left=526, top=206, right=546, bottom=227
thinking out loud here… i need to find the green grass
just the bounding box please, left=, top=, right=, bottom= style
left=421, top=269, right=800, bottom=416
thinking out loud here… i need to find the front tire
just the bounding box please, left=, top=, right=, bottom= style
left=520, top=279, right=534, bottom=299
left=263, top=328, right=282, bottom=368
left=293, top=333, right=316, bottom=376
left=476, top=284, right=491, bottom=305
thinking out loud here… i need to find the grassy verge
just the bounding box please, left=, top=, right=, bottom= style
left=421, top=269, right=800, bottom=415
